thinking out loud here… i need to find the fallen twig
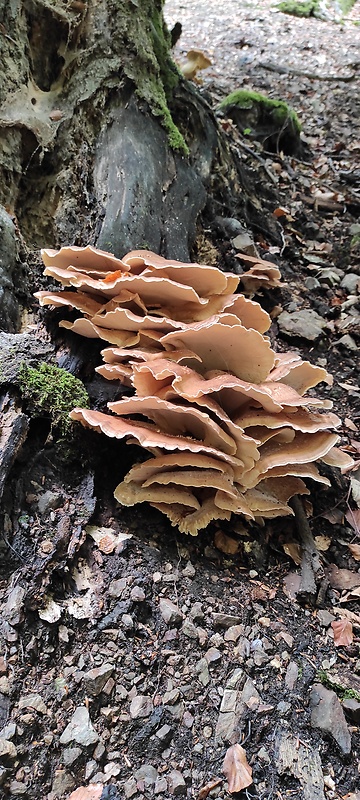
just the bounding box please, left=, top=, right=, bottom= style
left=258, top=60, right=355, bottom=82
left=290, top=495, right=321, bottom=602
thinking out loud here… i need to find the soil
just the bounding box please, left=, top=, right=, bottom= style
left=0, top=2, right=360, bottom=799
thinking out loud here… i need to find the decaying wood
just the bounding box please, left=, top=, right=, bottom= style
left=276, top=730, right=326, bottom=800
left=290, top=495, right=321, bottom=602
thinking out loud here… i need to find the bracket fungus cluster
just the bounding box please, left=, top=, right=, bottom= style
left=36, top=245, right=352, bottom=535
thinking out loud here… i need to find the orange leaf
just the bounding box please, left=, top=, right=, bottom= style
left=223, top=744, right=253, bottom=794
left=348, top=543, right=360, bottom=561
left=331, top=618, right=353, bottom=647
left=197, top=778, right=222, bottom=799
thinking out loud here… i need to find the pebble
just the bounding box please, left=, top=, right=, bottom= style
left=2, top=586, right=26, bottom=627
left=109, top=578, right=127, bottom=598
left=159, top=598, right=183, bottom=626
left=168, top=769, right=186, bottom=795
left=181, top=619, right=198, bottom=639
left=9, top=781, right=27, bottom=795
left=337, top=333, right=358, bottom=351
left=155, top=776, right=168, bottom=794
left=84, top=663, right=114, bottom=696
left=340, top=273, right=360, bottom=293
left=18, top=692, right=47, bottom=715
left=134, top=764, right=158, bottom=786
left=130, top=695, right=153, bottom=719
left=0, top=739, right=17, bottom=763
left=285, top=661, right=299, bottom=690
left=59, top=706, right=99, bottom=746
left=212, top=613, right=242, bottom=629
left=317, top=610, right=336, bottom=627
left=49, top=769, right=75, bottom=799
left=277, top=308, right=327, bottom=340
left=342, top=698, right=360, bottom=723
left=195, top=658, right=210, bottom=687
left=182, top=562, right=196, bottom=578
left=124, top=777, right=137, bottom=798
left=62, top=747, right=82, bottom=766
left=310, top=683, right=351, bottom=755
left=204, top=647, right=221, bottom=664
left=131, top=586, right=145, bottom=602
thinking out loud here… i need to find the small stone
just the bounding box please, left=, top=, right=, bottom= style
left=84, top=663, right=114, bottom=696
left=155, top=776, right=168, bottom=794
left=62, top=747, right=82, bottom=766
left=124, top=777, right=137, bottom=798
left=2, top=586, right=26, bottom=627
left=182, top=562, right=196, bottom=578
left=168, top=769, right=186, bottom=795
left=340, top=273, right=360, bottom=294
left=18, top=693, right=47, bottom=714
left=258, top=747, right=271, bottom=764
left=278, top=309, right=326, bottom=341
left=285, top=661, right=299, bottom=690
left=156, top=724, right=173, bottom=744
left=109, top=578, right=127, bottom=598
left=310, top=683, right=351, bottom=755
left=9, top=781, right=27, bottom=796
left=189, top=602, right=204, bottom=622
left=204, top=647, right=221, bottom=664
left=317, top=610, right=335, bottom=628
left=232, top=232, right=258, bottom=256
left=203, top=725, right=212, bottom=739
left=181, top=619, right=198, bottom=639
left=0, top=677, right=10, bottom=695
left=224, top=625, right=244, bottom=642
left=38, top=490, right=62, bottom=514
left=130, top=695, right=153, bottom=719
left=131, top=586, right=145, bottom=602
left=49, top=769, right=75, bottom=799
left=195, top=658, right=210, bottom=687
left=134, top=764, right=158, bottom=786
left=163, top=689, right=180, bottom=705
left=59, top=706, right=99, bottom=746
left=277, top=701, right=291, bottom=715
left=182, top=711, right=194, bottom=728
left=0, top=739, right=17, bottom=763
left=159, top=598, right=183, bottom=626
left=121, top=614, right=134, bottom=631
left=337, top=334, right=358, bottom=351
left=342, top=698, right=360, bottom=723
left=213, top=613, right=242, bottom=629
left=0, top=723, right=16, bottom=741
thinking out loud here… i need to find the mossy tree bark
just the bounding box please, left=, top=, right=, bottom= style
left=0, top=0, right=227, bottom=269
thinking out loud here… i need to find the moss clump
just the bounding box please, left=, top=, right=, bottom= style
left=19, top=362, right=89, bottom=435
left=317, top=670, right=360, bottom=702
left=219, top=90, right=301, bottom=132
left=276, top=1, right=321, bottom=17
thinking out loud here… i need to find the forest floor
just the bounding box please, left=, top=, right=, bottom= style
left=0, top=1, right=360, bottom=799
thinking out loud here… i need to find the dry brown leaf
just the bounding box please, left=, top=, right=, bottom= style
left=321, top=508, right=344, bottom=525
left=197, top=778, right=223, bottom=799
left=223, top=744, right=253, bottom=793
left=345, top=418, right=358, bottom=432
left=345, top=508, right=360, bottom=533
left=214, top=530, right=240, bottom=555
left=348, top=543, right=360, bottom=561
left=331, top=618, right=354, bottom=647
left=325, top=563, right=360, bottom=591
left=314, top=535, right=331, bottom=552
left=66, top=785, right=103, bottom=800
left=283, top=542, right=302, bottom=565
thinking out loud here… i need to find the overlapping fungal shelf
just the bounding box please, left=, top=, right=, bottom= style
left=36, top=246, right=353, bottom=535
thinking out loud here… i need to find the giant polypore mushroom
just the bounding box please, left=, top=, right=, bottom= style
left=37, top=244, right=353, bottom=535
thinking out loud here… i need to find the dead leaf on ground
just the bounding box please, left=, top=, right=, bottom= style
left=283, top=541, right=302, bottom=565
left=223, top=743, right=253, bottom=794
left=325, top=563, right=360, bottom=591
left=197, top=777, right=223, bottom=799
left=331, top=618, right=354, bottom=647
left=344, top=418, right=358, bottom=432
left=314, top=535, right=331, bottom=551
left=338, top=585, right=360, bottom=604
left=66, top=785, right=103, bottom=800
left=345, top=508, right=360, bottom=533
left=283, top=571, right=301, bottom=600
left=214, top=530, right=240, bottom=555
left=86, top=525, right=132, bottom=553
left=321, top=508, right=344, bottom=525
left=348, top=543, right=360, bottom=561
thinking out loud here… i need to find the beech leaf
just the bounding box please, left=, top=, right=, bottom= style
left=348, top=543, right=360, bottom=561
left=331, top=618, right=354, bottom=647
left=223, top=743, right=253, bottom=794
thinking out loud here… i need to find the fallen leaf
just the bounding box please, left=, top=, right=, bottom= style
left=214, top=530, right=240, bottom=555
left=325, top=563, right=360, bottom=591
left=283, top=571, right=301, bottom=600
left=314, top=535, right=331, bottom=552
left=345, top=418, right=358, bottom=432
left=339, top=585, right=360, bottom=603
left=321, top=508, right=344, bottom=525
left=223, top=744, right=253, bottom=793
left=86, top=525, right=132, bottom=554
left=348, top=543, right=360, bottom=561
left=345, top=508, right=360, bottom=533
left=197, top=777, right=223, bottom=799
left=283, top=542, right=302, bottom=565
left=66, top=786, right=103, bottom=800
left=331, top=618, right=354, bottom=647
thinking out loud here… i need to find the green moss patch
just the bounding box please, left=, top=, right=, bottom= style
left=276, top=1, right=322, bottom=17
left=218, top=89, right=302, bottom=155
left=19, top=362, right=89, bottom=435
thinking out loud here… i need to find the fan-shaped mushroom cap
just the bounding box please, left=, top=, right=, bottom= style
left=151, top=499, right=231, bottom=536
left=60, top=318, right=141, bottom=347
left=142, top=468, right=238, bottom=496
left=260, top=462, right=330, bottom=484
left=320, top=447, right=355, bottom=470
left=123, top=250, right=238, bottom=296
left=115, top=480, right=200, bottom=509
left=35, top=290, right=103, bottom=317
left=124, top=453, right=236, bottom=483
left=222, top=294, right=271, bottom=334
left=236, top=253, right=282, bottom=293
left=108, top=395, right=238, bottom=455
left=69, top=407, right=244, bottom=469
left=267, top=360, right=332, bottom=394
left=242, top=431, right=340, bottom=488
left=41, top=245, right=129, bottom=273
left=162, top=320, right=275, bottom=383
left=235, top=408, right=341, bottom=433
